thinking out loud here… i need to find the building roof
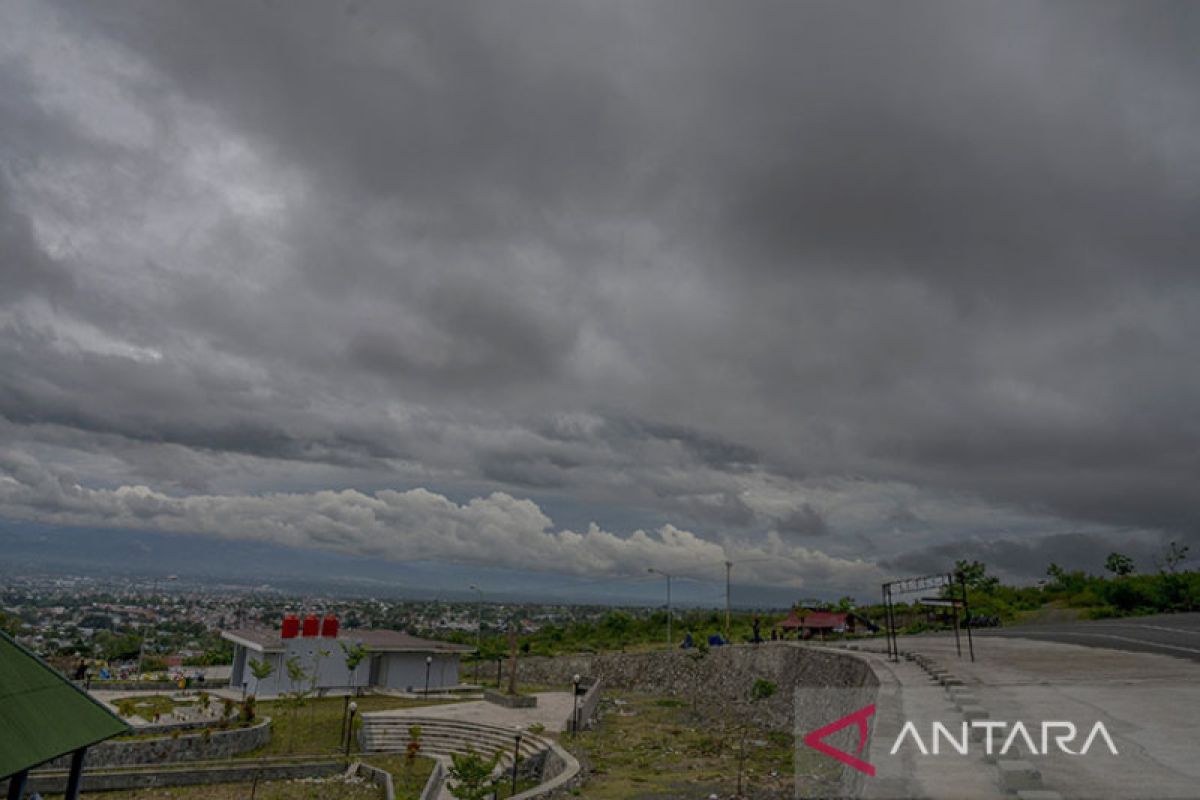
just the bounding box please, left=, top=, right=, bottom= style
left=0, top=630, right=129, bottom=780
left=777, top=610, right=805, bottom=629
left=799, top=611, right=849, bottom=629
left=221, top=627, right=475, bottom=654
left=776, top=610, right=853, bottom=629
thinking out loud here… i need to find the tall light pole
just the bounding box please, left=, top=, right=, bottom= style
left=424, top=655, right=433, bottom=696
left=725, top=560, right=733, bottom=641
left=647, top=568, right=672, bottom=647
left=468, top=584, right=484, bottom=683
left=719, top=557, right=773, bottom=641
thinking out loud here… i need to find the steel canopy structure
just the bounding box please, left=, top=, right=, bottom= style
left=881, top=572, right=975, bottom=663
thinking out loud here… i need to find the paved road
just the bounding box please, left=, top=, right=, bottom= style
left=977, top=612, right=1200, bottom=662
left=876, top=633, right=1200, bottom=799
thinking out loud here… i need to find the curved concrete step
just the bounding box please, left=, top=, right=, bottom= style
left=363, top=737, right=543, bottom=758
left=361, top=716, right=550, bottom=741
left=360, top=715, right=551, bottom=760
left=362, top=726, right=545, bottom=749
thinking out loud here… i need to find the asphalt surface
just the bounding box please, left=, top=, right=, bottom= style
left=977, top=611, right=1200, bottom=662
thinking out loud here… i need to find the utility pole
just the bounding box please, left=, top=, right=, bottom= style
left=647, top=568, right=673, bottom=647
left=469, top=584, right=483, bottom=683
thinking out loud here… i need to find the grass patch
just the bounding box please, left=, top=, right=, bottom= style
left=112, top=695, right=179, bottom=720
left=567, top=691, right=839, bottom=799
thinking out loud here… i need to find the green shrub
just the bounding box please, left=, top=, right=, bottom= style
left=1085, top=605, right=1119, bottom=619
left=1103, top=578, right=1152, bottom=612
left=1067, top=588, right=1105, bottom=607
left=750, top=679, right=777, bottom=701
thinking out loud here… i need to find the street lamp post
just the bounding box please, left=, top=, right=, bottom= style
left=469, top=584, right=484, bottom=683
left=424, top=655, right=433, bottom=696
left=511, top=728, right=523, bottom=796
left=344, top=701, right=358, bottom=757
left=571, top=673, right=582, bottom=736
left=647, top=568, right=673, bottom=647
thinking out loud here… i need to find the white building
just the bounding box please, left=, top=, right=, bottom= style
left=222, top=617, right=474, bottom=698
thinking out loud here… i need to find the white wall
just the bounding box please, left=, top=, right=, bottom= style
left=380, top=653, right=459, bottom=692
left=235, top=637, right=371, bottom=697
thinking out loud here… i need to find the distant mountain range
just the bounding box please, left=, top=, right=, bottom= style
left=0, top=520, right=798, bottom=607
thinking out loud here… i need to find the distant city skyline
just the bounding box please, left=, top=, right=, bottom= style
left=2, top=2, right=1198, bottom=599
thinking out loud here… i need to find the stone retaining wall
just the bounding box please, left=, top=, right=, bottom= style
left=22, top=759, right=340, bottom=795
left=42, top=717, right=271, bottom=769
left=505, top=643, right=876, bottom=731
left=78, top=679, right=229, bottom=691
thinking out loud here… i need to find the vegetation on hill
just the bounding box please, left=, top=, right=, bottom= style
left=862, top=542, right=1198, bottom=632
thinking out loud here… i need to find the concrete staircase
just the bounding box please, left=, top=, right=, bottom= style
left=359, top=715, right=550, bottom=765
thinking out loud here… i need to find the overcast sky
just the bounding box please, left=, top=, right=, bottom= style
left=1, top=1, right=1197, bottom=600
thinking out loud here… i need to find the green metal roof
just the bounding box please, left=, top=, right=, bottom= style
left=0, top=630, right=129, bottom=779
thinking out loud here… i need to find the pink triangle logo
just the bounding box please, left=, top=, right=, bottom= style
left=802, top=703, right=876, bottom=776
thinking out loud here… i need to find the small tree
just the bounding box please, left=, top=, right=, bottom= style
left=733, top=677, right=778, bottom=796
left=404, top=725, right=423, bottom=790
left=283, top=655, right=311, bottom=753
left=1160, top=541, right=1190, bottom=574
left=1105, top=552, right=1135, bottom=577
left=248, top=658, right=274, bottom=700
left=239, top=695, right=256, bottom=723
left=447, top=749, right=502, bottom=800
left=340, top=642, right=369, bottom=694
left=954, top=560, right=999, bottom=592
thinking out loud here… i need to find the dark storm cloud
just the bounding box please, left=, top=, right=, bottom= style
left=1, top=1, right=1199, bottom=590
left=774, top=504, right=830, bottom=539
left=0, top=174, right=73, bottom=303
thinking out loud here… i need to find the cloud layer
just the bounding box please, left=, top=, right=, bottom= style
left=1, top=2, right=1197, bottom=595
